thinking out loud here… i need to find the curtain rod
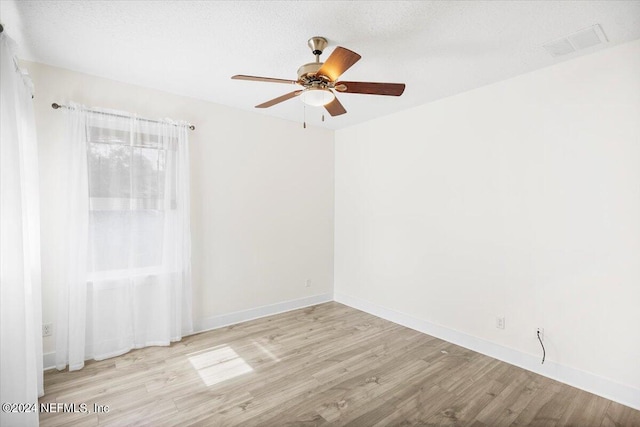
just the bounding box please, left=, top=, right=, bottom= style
left=51, top=103, right=195, bottom=131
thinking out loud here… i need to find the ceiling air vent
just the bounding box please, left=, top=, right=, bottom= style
left=543, top=24, right=608, bottom=57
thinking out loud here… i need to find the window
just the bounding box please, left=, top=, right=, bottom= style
left=86, top=124, right=177, bottom=279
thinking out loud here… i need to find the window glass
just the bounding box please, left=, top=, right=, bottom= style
left=86, top=126, right=175, bottom=273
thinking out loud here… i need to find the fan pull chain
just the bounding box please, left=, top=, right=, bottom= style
left=322, top=114, right=325, bottom=122
left=303, top=105, right=306, bottom=129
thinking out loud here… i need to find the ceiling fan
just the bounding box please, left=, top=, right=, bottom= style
left=231, top=37, right=406, bottom=117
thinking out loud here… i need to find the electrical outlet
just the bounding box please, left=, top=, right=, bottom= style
left=42, top=323, right=53, bottom=337
left=305, top=279, right=311, bottom=288
left=496, top=316, right=505, bottom=329
left=536, top=328, right=544, bottom=341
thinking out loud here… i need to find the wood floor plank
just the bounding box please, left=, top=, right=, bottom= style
left=38, top=302, right=639, bottom=426
left=560, top=390, right=611, bottom=427
left=509, top=380, right=560, bottom=426
left=240, top=334, right=437, bottom=426
left=600, top=401, right=640, bottom=427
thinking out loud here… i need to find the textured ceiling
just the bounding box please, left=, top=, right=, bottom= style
left=1, top=0, right=640, bottom=129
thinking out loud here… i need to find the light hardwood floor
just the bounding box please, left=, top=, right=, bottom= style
left=40, top=302, right=640, bottom=426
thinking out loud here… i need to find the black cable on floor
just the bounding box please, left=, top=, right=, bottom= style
left=537, top=329, right=546, bottom=364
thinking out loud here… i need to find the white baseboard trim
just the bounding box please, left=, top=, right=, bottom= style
left=192, top=293, right=333, bottom=334
left=334, top=292, right=640, bottom=411
left=43, top=293, right=333, bottom=371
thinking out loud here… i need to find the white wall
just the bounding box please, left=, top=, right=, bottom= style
left=335, top=40, right=640, bottom=406
left=27, top=61, right=335, bottom=357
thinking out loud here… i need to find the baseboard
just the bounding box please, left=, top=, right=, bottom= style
left=334, top=292, right=640, bottom=411
left=42, top=293, right=333, bottom=371
left=193, top=293, right=334, bottom=333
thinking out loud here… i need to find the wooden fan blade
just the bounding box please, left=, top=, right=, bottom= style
left=335, top=81, right=405, bottom=96
left=232, top=75, right=298, bottom=85
left=255, top=90, right=302, bottom=108
left=316, top=47, right=362, bottom=82
left=324, top=96, right=347, bottom=116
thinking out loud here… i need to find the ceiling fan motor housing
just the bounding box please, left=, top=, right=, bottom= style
left=297, top=62, right=325, bottom=85
left=299, top=37, right=332, bottom=86
left=298, top=62, right=330, bottom=87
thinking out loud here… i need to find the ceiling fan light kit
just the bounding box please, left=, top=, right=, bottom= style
left=300, top=87, right=335, bottom=106
left=231, top=36, right=406, bottom=120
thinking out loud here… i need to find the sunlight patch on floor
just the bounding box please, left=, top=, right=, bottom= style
left=251, top=340, right=281, bottom=362
left=188, top=345, right=253, bottom=386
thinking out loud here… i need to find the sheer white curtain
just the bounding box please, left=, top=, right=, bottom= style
left=56, top=104, right=192, bottom=370
left=0, top=33, right=43, bottom=427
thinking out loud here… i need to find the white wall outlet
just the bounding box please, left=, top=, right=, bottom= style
left=42, top=323, right=53, bottom=337
left=536, top=328, right=544, bottom=341
left=496, top=316, right=505, bottom=329
left=305, top=279, right=311, bottom=288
